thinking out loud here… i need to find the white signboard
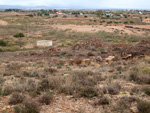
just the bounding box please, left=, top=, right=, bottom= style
left=37, top=40, right=52, bottom=47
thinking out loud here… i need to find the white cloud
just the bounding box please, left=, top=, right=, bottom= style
left=0, top=0, right=149, bottom=9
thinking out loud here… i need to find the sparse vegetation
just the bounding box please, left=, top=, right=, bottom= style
left=0, top=9, right=150, bottom=113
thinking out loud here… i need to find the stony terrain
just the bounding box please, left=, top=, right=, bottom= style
left=0, top=11, right=150, bottom=113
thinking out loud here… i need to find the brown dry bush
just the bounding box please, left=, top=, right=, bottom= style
left=94, top=97, right=110, bottom=106
left=58, top=71, right=102, bottom=96
left=23, top=71, right=39, bottom=77
left=6, top=61, right=24, bottom=71
left=106, top=82, right=121, bottom=95
left=130, top=66, right=150, bottom=84
left=59, top=85, right=74, bottom=95
left=72, top=71, right=101, bottom=87
left=0, top=77, right=5, bottom=84
left=80, top=86, right=98, bottom=98
left=14, top=101, right=40, bottom=113
left=142, top=87, right=150, bottom=96
left=87, top=52, right=95, bottom=56
left=38, top=79, right=50, bottom=91
left=2, top=86, right=14, bottom=96
left=38, top=93, right=53, bottom=105
left=137, top=100, right=150, bottom=113
left=25, top=80, right=38, bottom=92
left=38, top=76, right=61, bottom=91
left=9, top=92, right=24, bottom=105
left=44, top=67, right=57, bottom=74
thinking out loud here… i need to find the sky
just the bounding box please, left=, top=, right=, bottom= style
left=0, top=0, right=149, bottom=9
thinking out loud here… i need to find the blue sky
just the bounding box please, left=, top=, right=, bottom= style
left=0, top=0, right=149, bottom=9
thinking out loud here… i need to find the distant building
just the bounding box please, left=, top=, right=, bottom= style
left=55, top=12, right=64, bottom=15
left=143, top=18, right=150, bottom=23
left=50, top=11, right=66, bottom=18
left=120, top=14, right=124, bottom=17
left=80, top=13, right=83, bottom=15
left=37, top=40, right=52, bottom=47
left=139, top=12, right=142, bottom=14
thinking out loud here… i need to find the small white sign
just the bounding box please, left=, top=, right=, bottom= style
left=37, top=40, right=52, bottom=47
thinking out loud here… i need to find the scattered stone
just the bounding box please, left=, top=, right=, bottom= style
left=118, top=91, right=131, bottom=98
left=105, top=56, right=115, bottom=62
left=55, top=108, right=61, bottom=111
left=130, top=107, right=139, bottom=113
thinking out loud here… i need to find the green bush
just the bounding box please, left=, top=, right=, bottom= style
left=124, top=22, right=128, bottom=24
left=0, top=40, right=7, bottom=46
left=130, top=21, right=134, bottom=24
left=14, top=33, right=25, bottom=38
left=107, top=21, right=112, bottom=24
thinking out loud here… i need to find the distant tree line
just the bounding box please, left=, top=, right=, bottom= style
left=37, top=9, right=59, bottom=16
left=5, top=9, right=21, bottom=12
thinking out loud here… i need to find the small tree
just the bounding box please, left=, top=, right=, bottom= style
left=14, top=33, right=25, bottom=48
left=96, top=10, right=103, bottom=18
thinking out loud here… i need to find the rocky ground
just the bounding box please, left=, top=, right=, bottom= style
left=0, top=38, right=150, bottom=113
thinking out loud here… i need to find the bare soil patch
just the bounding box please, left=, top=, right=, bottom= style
left=51, top=24, right=148, bottom=36
left=0, top=20, right=8, bottom=26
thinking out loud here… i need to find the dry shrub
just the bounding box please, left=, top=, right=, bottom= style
left=106, top=82, right=121, bottom=95
left=142, top=87, right=150, bottom=96
left=6, top=61, right=24, bottom=71
left=14, top=101, right=40, bottom=113
left=94, top=97, right=110, bottom=106
left=112, top=96, right=135, bottom=113
left=38, top=76, right=61, bottom=91
left=73, top=71, right=98, bottom=87
left=38, top=93, right=53, bottom=105
left=87, top=52, right=95, bottom=56
left=120, top=96, right=136, bottom=103
left=80, top=86, right=98, bottom=98
left=38, top=79, right=50, bottom=91
left=23, top=71, right=39, bottom=77
left=0, top=77, right=5, bottom=84
left=131, top=87, right=140, bottom=94
left=59, top=85, right=74, bottom=95
left=2, top=86, right=14, bottom=96
left=25, top=80, right=37, bottom=92
left=130, top=66, right=150, bottom=84
left=49, top=76, right=62, bottom=89
left=58, top=71, right=102, bottom=96
left=9, top=92, right=24, bottom=105
left=137, top=100, right=150, bottom=113
left=44, top=67, right=57, bottom=74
